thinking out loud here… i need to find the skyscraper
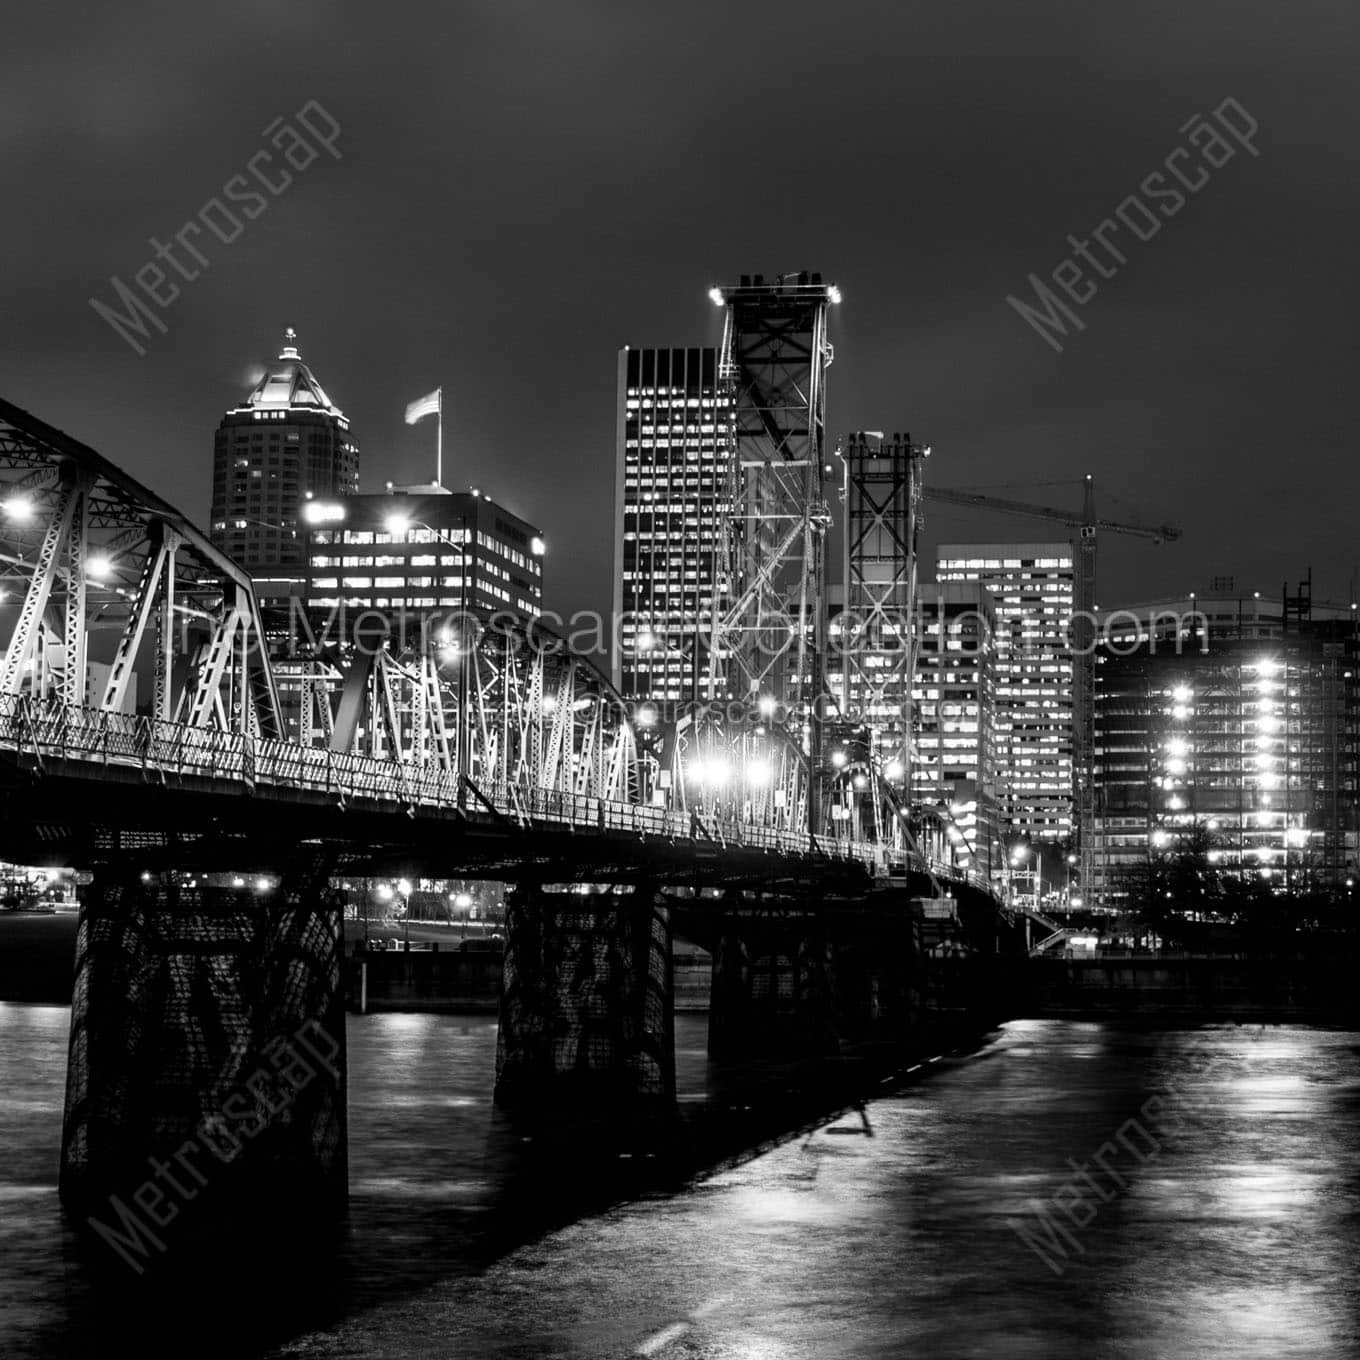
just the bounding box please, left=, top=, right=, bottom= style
left=1093, top=617, right=1359, bottom=906
left=612, top=346, right=731, bottom=702
left=211, top=328, right=359, bottom=595
left=936, top=543, right=1076, bottom=843
left=911, top=581, right=1004, bottom=882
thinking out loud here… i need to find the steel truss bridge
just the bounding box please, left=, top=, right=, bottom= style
left=0, top=397, right=991, bottom=893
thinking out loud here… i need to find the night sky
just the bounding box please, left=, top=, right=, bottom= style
left=5, top=0, right=1357, bottom=620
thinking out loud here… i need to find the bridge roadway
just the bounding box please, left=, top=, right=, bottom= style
left=0, top=692, right=988, bottom=894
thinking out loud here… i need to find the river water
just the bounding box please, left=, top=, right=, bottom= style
left=1, top=1005, right=1357, bottom=1358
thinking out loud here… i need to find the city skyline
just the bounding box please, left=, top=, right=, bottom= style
left=7, top=3, right=1358, bottom=630
left=5, top=9, right=1360, bottom=1358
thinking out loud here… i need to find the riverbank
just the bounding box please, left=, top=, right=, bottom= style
left=1023, top=950, right=1360, bottom=1024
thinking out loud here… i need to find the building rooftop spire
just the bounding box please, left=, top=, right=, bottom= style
left=231, top=328, right=342, bottom=417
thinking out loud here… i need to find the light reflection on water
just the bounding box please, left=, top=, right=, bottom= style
left=0, top=1007, right=1357, bottom=1358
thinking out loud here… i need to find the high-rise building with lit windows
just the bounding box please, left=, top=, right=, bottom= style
left=211, top=329, right=359, bottom=597
left=936, top=543, right=1076, bottom=842
left=1093, top=601, right=1359, bottom=905
left=911, top=582, right=1004, bottom=882
left=301, top=487, right=543, bottom=624
left=612, top=346, right=732, bottom=702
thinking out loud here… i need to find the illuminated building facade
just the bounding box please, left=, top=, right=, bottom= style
left=1093, top=618, right=1360, bottom=904
left=612, top=346, right=732, bottom=702
left=911, top=582, right=1003, bottom=882
left=211, top=329, right=359, bottom=597
left=302, top=488, right=543, bottom=623
left=936, top=543, right=1075, bottom=842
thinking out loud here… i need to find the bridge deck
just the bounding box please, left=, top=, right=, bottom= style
left=0, top=697, right=963, bottom=887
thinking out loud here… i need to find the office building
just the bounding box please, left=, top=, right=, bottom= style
left=1093, top=592, right=1359, bottom=905
left=936, top=543, right=1076, bottom=842
left=612, top=346, right=731, bottom=702
left=911, top=582, right=1004, bottom=882
left=211, top=328, right=359, bottom=597
left=302, top=487, right=543, bottom=625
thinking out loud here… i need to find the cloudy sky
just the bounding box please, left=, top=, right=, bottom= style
left=4, top=0, right=1356, bottom=618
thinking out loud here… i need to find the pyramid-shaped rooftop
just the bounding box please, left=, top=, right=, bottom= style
left=238, top=328, right=343, bottom=416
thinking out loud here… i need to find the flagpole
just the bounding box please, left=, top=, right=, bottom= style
left=436, top=388, right=443, bottom=488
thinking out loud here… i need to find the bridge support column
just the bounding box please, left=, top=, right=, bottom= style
left=832, top=911, right=918, bottom=1048
left=495, top=881, right=674, bottom=1126
left=708, top=900, right=841, bottom=1062
left=60, top=864, right=347, bottom=1256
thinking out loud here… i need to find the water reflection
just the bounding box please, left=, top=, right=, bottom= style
left=0, top=1010, right=1356, bottom=1358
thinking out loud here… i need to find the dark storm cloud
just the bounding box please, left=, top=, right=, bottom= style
left=2, top=0, right=1357, bottom=616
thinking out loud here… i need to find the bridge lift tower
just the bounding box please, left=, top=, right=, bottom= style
left=836, top=431, right=928, bottom=787
left=922, top=477, right=1181, bottom=900
left=705, top=272, right=840, bottom=810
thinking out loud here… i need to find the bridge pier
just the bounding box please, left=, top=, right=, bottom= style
left=495, top=881, right=674, bottom=1128
left=60, top=863, right=347, bottom=1261
left=707, top=898, right=842, bottom=1062
left=830, top=911, right=920, bottom=1047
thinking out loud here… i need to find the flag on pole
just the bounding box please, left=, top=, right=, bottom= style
left=404, top=388, right=441, bottom=425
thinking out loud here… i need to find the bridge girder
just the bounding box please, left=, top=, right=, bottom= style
left=0, top=396, right=996, bottom=897
left=0, top=399, right=280, bottom=738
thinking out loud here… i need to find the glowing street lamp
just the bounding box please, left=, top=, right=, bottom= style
left=394, top=879, right=413, bottom=949
left=2, top=496, right=33, bottom=521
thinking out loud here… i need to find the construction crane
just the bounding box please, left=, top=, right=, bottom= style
left=921, top=475, right=1181, bottom=902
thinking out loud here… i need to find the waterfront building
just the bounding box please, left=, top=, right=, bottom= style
left=935, top=543, right=1076, bottom=843
left=911, top=582, right=1004, bottom=882
left=1093, top=604, right=1359, bottom=905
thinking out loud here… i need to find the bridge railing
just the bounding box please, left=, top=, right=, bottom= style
left=0, top=696, right=916, bottom=874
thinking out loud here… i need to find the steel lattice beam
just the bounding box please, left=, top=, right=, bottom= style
left=707, top=275, right=835, bottom=725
